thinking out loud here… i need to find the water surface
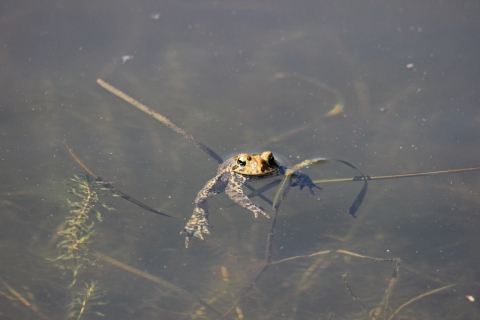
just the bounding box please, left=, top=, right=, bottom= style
left=1, top=1, right=479, bottom=319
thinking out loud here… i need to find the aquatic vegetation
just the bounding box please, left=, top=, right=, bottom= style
left=68, top=281, right=106, bottom=320
left=49, top=173, right=111, bottom=287
left=45, top=172, right=109, bottom=318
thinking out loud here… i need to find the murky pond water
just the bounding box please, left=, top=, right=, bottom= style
left=1, top=1, right=480, bottom=319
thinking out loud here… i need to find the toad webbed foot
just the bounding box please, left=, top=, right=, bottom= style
left=180, top=208, right=211, bottom=248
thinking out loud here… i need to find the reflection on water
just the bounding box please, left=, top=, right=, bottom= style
left=1, top=0, right=480, bottom=319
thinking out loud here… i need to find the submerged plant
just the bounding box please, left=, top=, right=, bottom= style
left=68, top=281, right=107, bottom=320
left=49, top=173, right=112, bottom=286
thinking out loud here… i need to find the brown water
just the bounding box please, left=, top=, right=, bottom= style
left=1, top=1, right=480, bottom=319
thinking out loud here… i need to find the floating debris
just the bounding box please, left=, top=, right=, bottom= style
left=324, top=103, right=344, bottom=117
left=121, top=55, right=134, bottom=64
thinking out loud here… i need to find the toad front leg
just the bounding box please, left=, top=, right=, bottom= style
left=181, top=175, right=226, bottom=248
left=225, top=175, right=270, bottom=219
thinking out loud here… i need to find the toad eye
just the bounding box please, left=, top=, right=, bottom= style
left=237, top=156, right=247, bottom=166
left=267, top=155, right=275, bottom=165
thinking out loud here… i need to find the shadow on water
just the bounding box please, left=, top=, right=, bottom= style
left=1, top=1, right=480, bottom=319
